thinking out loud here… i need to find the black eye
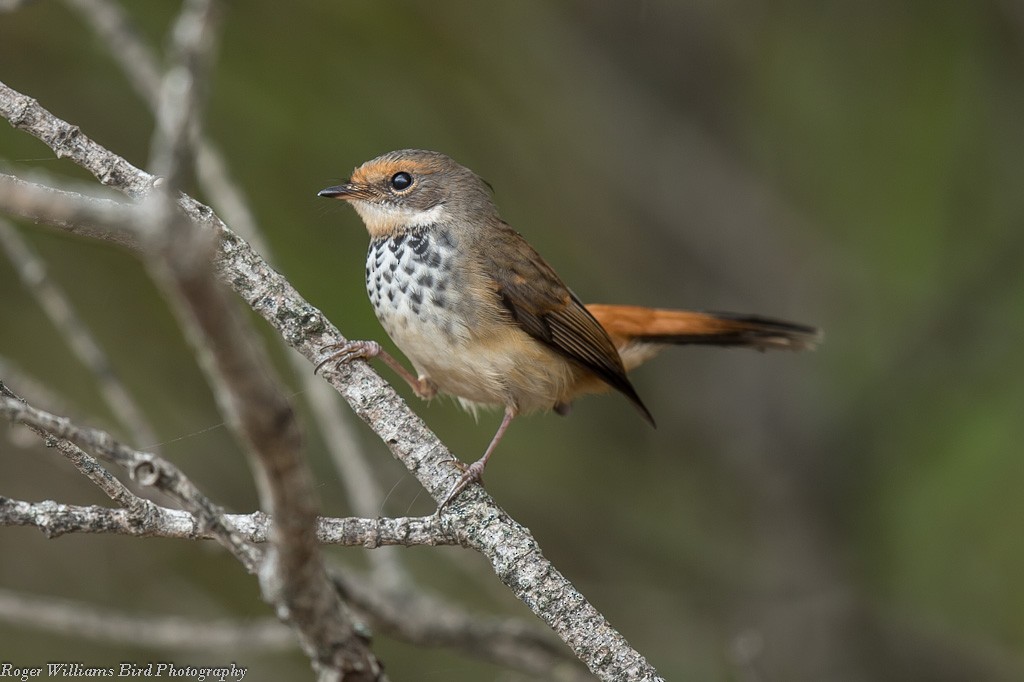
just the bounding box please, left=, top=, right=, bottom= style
left=389, top=172, right=413, bottom=191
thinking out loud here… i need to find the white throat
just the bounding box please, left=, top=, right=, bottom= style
left=351, top=200, right=447, bottom=235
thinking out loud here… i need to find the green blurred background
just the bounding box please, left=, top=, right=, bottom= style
left=2, top=2, right=1024, bottom=680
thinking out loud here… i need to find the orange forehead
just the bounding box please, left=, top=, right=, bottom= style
left=350, top=157, right=442, bottom=185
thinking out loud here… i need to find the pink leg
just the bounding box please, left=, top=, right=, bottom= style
left=439, top=405, right=517, bottom=511
left=316, top=339, right=436, bottom=399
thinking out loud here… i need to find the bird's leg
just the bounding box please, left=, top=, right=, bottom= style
left=316, top=339, right=436, bottom=400
left=438, top=405, right=517, bottom=512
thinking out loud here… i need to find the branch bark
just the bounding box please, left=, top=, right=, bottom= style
left=0, top=497, right=453, bottom=546
left=1, top=391, right=261, bottom=569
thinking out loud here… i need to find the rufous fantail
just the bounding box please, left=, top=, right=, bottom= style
left=318, top=149, right=821, bottom=508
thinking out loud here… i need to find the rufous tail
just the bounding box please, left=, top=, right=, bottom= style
left=586, top=304, right=822, bottom=372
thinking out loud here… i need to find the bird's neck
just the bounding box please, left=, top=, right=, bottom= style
left=352, top=199, right=450, bottom=239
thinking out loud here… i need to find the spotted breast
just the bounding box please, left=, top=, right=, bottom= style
left=365, top=227, right=467, bottom=374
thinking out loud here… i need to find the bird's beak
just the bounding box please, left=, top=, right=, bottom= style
left=317, top=182, right=357, bottom=200
left=319, top=181, right=378, bottom=201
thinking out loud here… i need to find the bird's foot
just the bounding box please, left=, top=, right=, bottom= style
left=314, top=340, right=381, bottom=374
left=437, top=458, right=486, bottom=513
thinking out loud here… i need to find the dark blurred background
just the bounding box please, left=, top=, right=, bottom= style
left=2, top=2, right=1024, bottom=680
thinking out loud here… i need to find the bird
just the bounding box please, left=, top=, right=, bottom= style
left=317, top=149, right=821, bottom=509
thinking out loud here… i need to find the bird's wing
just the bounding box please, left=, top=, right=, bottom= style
left=479, top=222, right=654, bottom=425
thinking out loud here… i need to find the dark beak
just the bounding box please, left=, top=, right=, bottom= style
left=317, top=183, right=355, bottom=199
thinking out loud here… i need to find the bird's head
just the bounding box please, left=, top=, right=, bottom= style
left=319, top=149, right=496, bottom=238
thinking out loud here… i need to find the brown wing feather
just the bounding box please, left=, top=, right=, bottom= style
left=481, top=223, right=654, bottom=426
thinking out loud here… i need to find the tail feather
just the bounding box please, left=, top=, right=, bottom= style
left=586, top=304, right=822, bottom=364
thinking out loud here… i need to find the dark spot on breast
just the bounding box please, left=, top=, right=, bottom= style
left=410, top=289, right=423, bottom=306
left=417, top=273, right=434, bottom=289
left=409, top=234, right=430, bottom=256
left=388, top=235, right=406, bottom=252
left=403, top=263, right=416, bottom=275
left=387, top=289, right=395, bottom=302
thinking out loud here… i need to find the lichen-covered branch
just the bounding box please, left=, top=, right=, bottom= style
left=1, top=393, right=262, bottom=570
left=0, top=497, right=453, bottom=547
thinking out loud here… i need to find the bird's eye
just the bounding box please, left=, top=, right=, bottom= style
left=389, top=172, right=413, bottom=191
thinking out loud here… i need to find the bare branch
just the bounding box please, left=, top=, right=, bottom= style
left=61, top=0, right=161, bottom=103
left=0, top=588, right=293, bottom=652
left=0, top=495, right=586, bottom=680
left=333, top=572, right=592, bottom=682
left=63, top=0, right=269, bottom=252
left=51, top=439, right=145, bottom=510
left=0, top=79, right=664, bottom=682
left=147, top=0, right=220, bottom=195
left=0, top=172, right=140, bottom=249
left=0, top=497, right=453, bottom=546
left=305, top=377, right=411, bottom=587
left=1, top=381, right=148, bottom=510
left=0, top=357, right=78, bottom=428
left=0, top=86, right=155, bottom=198
left=0, top=393, right=262, bottom=570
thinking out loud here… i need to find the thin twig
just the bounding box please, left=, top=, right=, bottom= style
left=333, top=572, right=592, bottom=682
left=0, top=217, right=160, bottom=451
left=0, top=172, right=140, bottom=249
left=0, top=394, right=262, bottom=570
left=1, top=381, right=148, bottom=510
left=305, top=376, right=411, bottom=587
left=62, top=0, right=267, bottom=252
left=0, top=356, right=77, bottom=422
left=0, top=588, right=294, bottom=652
left=51, top=440, right=145, bottom=509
